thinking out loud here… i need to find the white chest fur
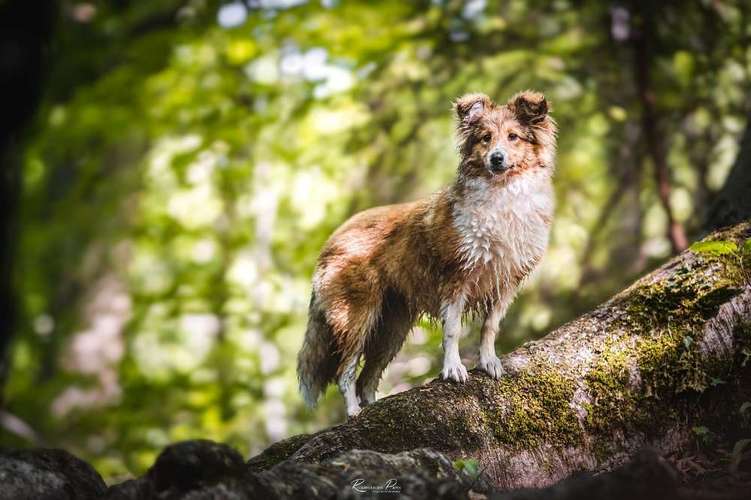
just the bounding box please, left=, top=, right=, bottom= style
left=452, top=170, right=553, bottom=290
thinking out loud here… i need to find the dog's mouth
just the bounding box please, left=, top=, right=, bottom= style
left=486, top=162, right=512, bottom=175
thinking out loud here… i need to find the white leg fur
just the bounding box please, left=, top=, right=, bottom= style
left=440, top=295, right=468, bottom=383
left=478, top=297, right=511, bottom=379
left=338, top=356, right=361, bottom=418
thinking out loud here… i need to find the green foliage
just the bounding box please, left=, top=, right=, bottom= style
left=692, top=426, right=715, bottom=448
left=453, top=457, right=480, bottom=478
left=3, top=0, right=750, bottom=480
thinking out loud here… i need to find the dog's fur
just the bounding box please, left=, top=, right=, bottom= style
left=297, top=91, right=557, bottom=417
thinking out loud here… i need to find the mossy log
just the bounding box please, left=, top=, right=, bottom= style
left=248, top=221, right=751, bottom=491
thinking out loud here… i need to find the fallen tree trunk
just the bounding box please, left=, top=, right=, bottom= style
left=246, top=221, right=751, bottom=492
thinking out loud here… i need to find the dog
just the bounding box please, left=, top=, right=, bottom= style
left=297, top=91, right=557, bottom=417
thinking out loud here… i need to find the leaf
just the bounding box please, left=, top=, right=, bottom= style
left=453, top=458, right=479, bottom=477
left=692, top=426, right=715, bottom=447
left=672, top=51, right=695, bottom=86
left=690, top=240, right=739, bottom=256
left=683, top=336, right=693, bottom=349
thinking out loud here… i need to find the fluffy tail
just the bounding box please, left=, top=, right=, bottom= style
left=297, top=292, right=339, bottom=407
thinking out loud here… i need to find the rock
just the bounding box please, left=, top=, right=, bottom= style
left=5, top=441, right=749, bottom=499
left=105, top=439, right=245, bottom=499
left=491, top=448, right=679, bottom=500
left=149, top=440, right=244, bottom=490
left=0, top=447, right=107, bottom=500
left=241, top=448, right=488, bottom=499
left=106, top=445, right=486, bottom=499
left=103, top=477, right=153, bottom=500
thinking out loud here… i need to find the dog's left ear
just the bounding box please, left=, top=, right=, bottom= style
left=454, top=93, right=493, bottom=126
left=509, top=90, right=549, bottom=126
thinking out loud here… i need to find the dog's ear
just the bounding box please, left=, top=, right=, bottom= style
left=454, top=93, right=493, bottom=125
left=509, top=90, right=549, bottom=126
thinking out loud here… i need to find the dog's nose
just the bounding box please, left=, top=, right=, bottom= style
left=489, top=151, right=505, bottom=170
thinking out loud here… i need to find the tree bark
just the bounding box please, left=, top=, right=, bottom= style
left=631, top=1, right=689, bottom=253
left=0, top=0, right=56, bottom=407
left=705, top=116, right=751, bottom=231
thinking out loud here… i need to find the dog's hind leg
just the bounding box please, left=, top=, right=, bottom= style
left=356, top=291, right=412, bottom=406
left=331, top=295, right=383, bottom=418
left=337, top=354, right=361, bottom=417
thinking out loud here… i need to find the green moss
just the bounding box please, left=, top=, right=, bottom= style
left=584, top=337, right=639, bottom=430
left=582, top=227, right=751, bottom=442
left=622, top=228, right=749, bottom=334
left=584, top=327, right=730, bottom=437
left=624, top=266, right=740, bottom=330
left=582, top=335, right=691, bottom=462
left=353, top=382, right=489, bottom=454
left=484, top=366, right=581, bottom=449
left=690, top=240, right=739, bottom=255
left=635, top=324, right=730, bottom=396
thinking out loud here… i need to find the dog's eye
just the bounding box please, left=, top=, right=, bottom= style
left=481, top=134, right=491, bottom=143
left=508, top=133, right=519, bottom=141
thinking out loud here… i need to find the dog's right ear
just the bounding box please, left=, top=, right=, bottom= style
left=454, top=93, right=492, bottom=126
left=509, top=90, right=549, bottom=126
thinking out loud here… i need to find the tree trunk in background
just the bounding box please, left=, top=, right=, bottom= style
left=0, top=1, right=56, bottom=407
left=631, top=1, right=689, bottom=253
left=705, top=115, right=751, bottom=231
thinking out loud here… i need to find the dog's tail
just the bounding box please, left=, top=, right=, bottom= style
left=297, top=292, right=339, bottom=407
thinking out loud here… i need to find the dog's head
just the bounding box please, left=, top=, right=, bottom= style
left=454, top=90, right=556, bottom=180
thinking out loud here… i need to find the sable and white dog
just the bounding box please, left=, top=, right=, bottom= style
left=297, top=91, right=556, bottom=417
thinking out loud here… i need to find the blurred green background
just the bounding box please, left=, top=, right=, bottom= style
left=1, top=0, right=749, bottom=482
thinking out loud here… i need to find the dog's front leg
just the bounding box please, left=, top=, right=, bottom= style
left=478, top=298, right=511, bottom=379
left=440, top=295, right=468, bottom=382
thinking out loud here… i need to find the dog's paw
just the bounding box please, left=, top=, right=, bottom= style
left=478, top=355, right=505, bottom=379
left=441, top=357, right=468, bottom=383
left=358, top=388, right=376, bottom=407
left=346, top=404, right=362, bottom=419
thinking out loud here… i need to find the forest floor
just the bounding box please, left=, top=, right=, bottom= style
left=669, top=439, right=751, bottom=499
